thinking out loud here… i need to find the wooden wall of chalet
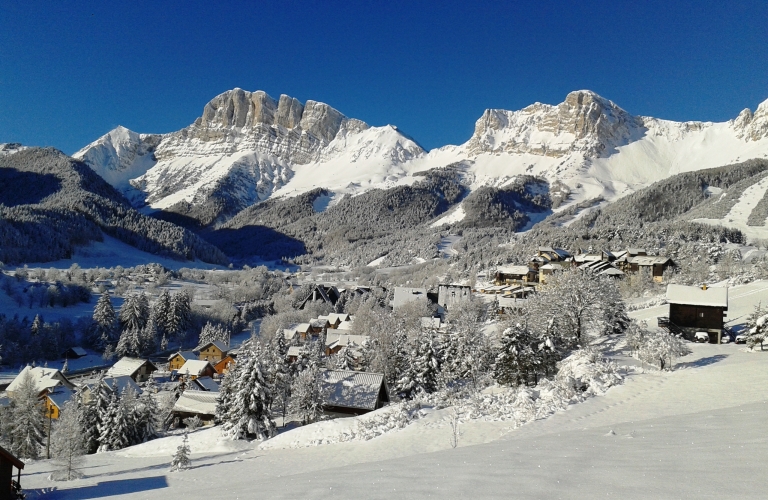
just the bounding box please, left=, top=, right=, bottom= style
left=669, top=303, right=726, bottom=330
left=0, top=459, right=12, bottom=500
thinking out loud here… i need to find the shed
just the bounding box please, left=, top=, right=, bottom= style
left=666, top=284, right=728, bottom=342
left=106, top=357, right=158, bottom=382
left=320, top=370, right=389, bottom=417
left=172, top=390, right=218, bottom=424
left=196, top=341, right=230, bottom=364
left=0, top=444, right=24, bottom=500
left=61, top=347, right=87, bottom=359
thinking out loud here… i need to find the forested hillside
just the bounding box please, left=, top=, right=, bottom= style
left=0, top=148, right=228, bottom=265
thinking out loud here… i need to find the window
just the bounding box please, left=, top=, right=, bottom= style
left=699, top=312, right=704, bottom=318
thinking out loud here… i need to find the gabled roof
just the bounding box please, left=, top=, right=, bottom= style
left=172, top=390, right=218, bottom=415
left=169, top=350, right=197, bottom=362
left=192, top=376, right=219, bottom=392
left=0, top=444, right=24, bottom=469
left=287, top=346, right=306, bottom=357
left=667, top=284, right=728, bottom=308
left=106, top=357, right=156, bottom=378
left=102, top=375, right=142, bottom=396
left=64, top=347, right=88, bottom=357
left=540, top=263, right=563, bottom=271
left=310, top=318, right=330, bottom=328
left=327, top=313, right=351, bottom=324
left=178, top=360, right=214, bottom=377
left=497, top=265, right=533, bottom=275
left=196, top=340, right=230, bottom=353
left=326, top=333, right=370, bottom=349
left=320, top=370, right=387, bottom=411
left=6, top=366, right=74, bottom=394
left=336, top=320, right=354, bottom=331
left=47, top=387, right=75, bottom=409
left=393, top=287, right=428, bottom=309
left=627, top=256, right=672, bottom=266
left=295, top=323, right=312, bottom=334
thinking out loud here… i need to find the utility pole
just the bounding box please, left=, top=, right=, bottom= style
left=46, top=405, right=52, bottom=459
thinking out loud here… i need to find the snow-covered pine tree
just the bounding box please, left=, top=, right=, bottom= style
left=397, top=329, right=441, bottom=398
left=97, top=387, right=131, bottom=452
left=77, top=390, right=100, bottom=454
left=119, top=293, right=150, bottom=333
left=120, top=387, right=140, bottom=446
left=8, top=371, right=46, bottom=459
left=30, top=314, right=43, bottom=337
left=334, top=344, right=356, bottom=371
left=169, top=432, right=191, bottom=472
left=198, top=322, right=228, bottom=347
left=169, top=291, right=192, bottom=344
left=153, top=289, right=172, bottom=340
left=222, top=345, right=276, bottom=440
left=288, top=365, right=325, bottom=425
left=493, top=324, right=533, bottom=387
left=91, top=292, right=117, bottom=350
left=215, top=366, right=237, bottom=425
left=136, top=377, right=159, bottom=443
left=50, top=400, right=85, bottom=480
left=139, top=317, right=159, bottom=356
left=115, top=327, right=141, bottom=357
left=263, top=333, right=291, bottom=423
left=637, top=330, right=691, bottom=371
left=746, top=303, right=768, bottom=351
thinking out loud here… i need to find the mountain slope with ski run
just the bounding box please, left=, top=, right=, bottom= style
left=76, top=89, right=768, bottom=228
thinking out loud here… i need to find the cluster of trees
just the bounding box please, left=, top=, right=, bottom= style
left=0, top=313, right=87, bottom=365
left=0, top=271, right=90, bottom=308
left=625, top=322, right=691, bottom=370
left=92, top=290, right=192, bottom=358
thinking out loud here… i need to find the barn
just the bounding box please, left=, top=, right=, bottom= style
left=666, top=284, right=728, bottom=343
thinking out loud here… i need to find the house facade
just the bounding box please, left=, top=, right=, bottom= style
left=666, top=284, right=728, bottom=342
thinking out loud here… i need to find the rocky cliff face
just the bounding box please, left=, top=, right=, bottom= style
left=155, top=88, right=370, bottom=164
left=465, top=90, right=645, bottom=158
left=732, top=98, right=768, bottom=142
left=74, top=126, right=161, bottom=188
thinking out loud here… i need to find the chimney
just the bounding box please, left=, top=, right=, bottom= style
left=702, top=284, right=708, bottom=290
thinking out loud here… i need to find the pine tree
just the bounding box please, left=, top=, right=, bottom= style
left=50, top=400, right=85, bottom=480
left=139, top=317, right=159, bottom=356
left=9, top=371, right=46, bottom=459
left=334, top=344, right=356, bottom=371
left=215, top=367, right=237, bottom=425
left=222, top=345, right=276, bottom=440
left=746, top=303, right=768, bottom=351
left=119, top=293, right=149, bottom=332
left=198, top=322, right=228, bottom=347
left=493, top=324, right=533, bottom=387
left=263, top=333, right=291, bottom=423
left=91, top=292, right=117, bottom=350
left=136, top=377, right=159, bottom=443
left=169, top=432, right=191, bottom=472
left=169, top=291, right=192, bottom=345
left=78, top=392, right=100, bottom=454
left=115, top=327, right=141, bottom=357
left=153, top=290, right=172, bottom=340
left=288, top=366, right=325, bottom=425
left=30, top=314, right=43, bottom=337
left=97, top=386, right=131, bottom=452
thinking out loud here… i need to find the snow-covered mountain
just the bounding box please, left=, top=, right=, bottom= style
left=76, top=88, right=768, bottom=227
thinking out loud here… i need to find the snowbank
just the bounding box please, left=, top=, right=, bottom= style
left=116, top=426, right=252, bottom=458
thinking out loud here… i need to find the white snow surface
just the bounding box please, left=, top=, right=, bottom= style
left=20, top=281, right=768, bottom=499
left=693, top=173, right=768, bottom=241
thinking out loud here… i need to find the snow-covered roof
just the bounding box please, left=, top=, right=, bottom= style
left=65, top=347, right=88, bottom=358
left=284, top=328, right=298, bottom=340
left=196, top=340, right=230, bottom=353
left=326, top=333, right=370, bottom=349
left=178, top=360, right=214, bottom=377
left=420, top=317, right=442, bottom=329
left=540, top=263, right=563, bottom=271
left=666, top=284, right=728, bottom=308
left=627, top=256, right=671, bottom=266
left=172, top=390, right=218, bottom=416
left=336, top=320, right=354, bottom=331
left=498, top=296, right=528, bottom=308
left=497, top=265, right=533, bottom=275
left=107, top=357, right=155, bottom=378
left=47, top=387, right=75, bottom=409
left=310, top=318, right=330, bottom=328
left=287, top=346, right=306, bottom=357
left=6, top=366, right=74, bottom=394
left=327, top=313, right=351, bottom=324
left=295, top=323, right=311, bottom=333
left=192, top=376, right=219, bottom=392
left=393, top=287, right=428, bottom=309
left=102, top=375, right=142, bottom=396
left=599, top=267, right=625, bottom=276
left=320, top=370, right=386, bottom=411
left=169, top=351, right=198, bottom=362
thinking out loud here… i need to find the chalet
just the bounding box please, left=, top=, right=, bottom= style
left=78, top=376, right=142, bottom=404
left=61, top=347, right=87, bottom=359
left=495, top=266, right=538, bottom=285
left=501, top=285, right=535, bottom=299
left=325, top=333, right=370, bottom=356
left=665, top=284, right=728, bottom=343
left=0, top=444, right=24, bottom=500
left=6, top=366, right=75, bottom=398
left=293, top=323, right=313, bottom=341
left=213, top=355, right=236, bottom=375
left=191, top=376, right=219, bottom=392
left=497, top=296, right=528, bottom=315
left=309, top=318, right=330, bottom=334
left=177, top=360, right=216, bottom=380
left=578, top=260, right=625, bottom=278
left=171, top=390, right=218, bottom=425
left=437, top=284, right=472, bottom=310
left=44, top=387, right=75, bottom=420
left=320, top=370, right=390, bottom=417
left=622, top=256, right=674, bottom=282
left=336, top=319, right=355, bottom=331
left=529, top=247, right=572, bottom=271
left=323, top=313, right=351, bottom=329
left=168, top=351, right=198, bottom=372
left=106, top=357, right=158, bottom=383
left=393, top=287, right=428, bottom=310
left=298, top=284, right=341, bottom=309
left=196, top=340, right=230, bottom=364
left=538, top=263, right=564, bottom=284
left=287, top=345, right=307, bottom=363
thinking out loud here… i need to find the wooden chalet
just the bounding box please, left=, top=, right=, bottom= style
left=196, top=340, right=230, bottom=364
left=61, top=346, right=87, bottom=359
left=44, top=387, right=75, bottom=420
left=620, top=255, right=674, bottom=282
left=495, top=266, right=538, bottom=285
left=191, top=376, right=219, bottom=392
left=106, top=357, right=157, bottom=382
left=665, top=284, right=728, bottom=342
left=538, top=263, right=564, bottom=284
left=78, top=375, right=142, bottom=404
left=177, top=360, right=216, bottom=380
left=325, top=333, right=370, bottom=356
left=213, top=355, right=236, bottom=375
left=171, top=390, right=218, bottom=425
left=168, top=351, right=198, bottom=372
left=320, top=370, right=390, bottom=417
left=0, top=445, right=24, bottom=500
left=298, top=284, right=341, bottom=309
left=321, top=313, right=351, bottom=329
left=529, top=247, right=572, bottom=271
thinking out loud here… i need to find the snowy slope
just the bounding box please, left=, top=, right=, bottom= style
left=20, top=280, right=768, bottom=499
left=76, top=89, right=768, bottom=225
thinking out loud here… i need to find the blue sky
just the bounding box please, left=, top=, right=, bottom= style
left=1, top=0, right=767, bottom=153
